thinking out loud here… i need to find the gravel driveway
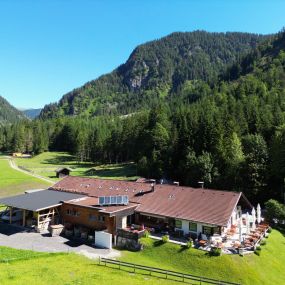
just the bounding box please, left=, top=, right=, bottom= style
left=0, top=223, right=120, bottom=259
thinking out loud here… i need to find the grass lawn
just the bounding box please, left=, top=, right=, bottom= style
left=0, top=159, right=51, bottom=198
left=15, top=152, right=139, bottom=182
left=119, top=229, right=285, bottom=285
left=0, top=247, right=177, bottom=285
left=0, top=230, right=284, bottom=284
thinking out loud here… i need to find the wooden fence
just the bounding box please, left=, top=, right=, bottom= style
left=99, top=257, right=241, bottom=285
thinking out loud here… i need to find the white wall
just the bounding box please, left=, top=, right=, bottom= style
left=95, top=231, right=112, bottom=249
left=176, top=219, right=221, bottom=236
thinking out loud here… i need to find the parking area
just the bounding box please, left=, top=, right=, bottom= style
left=0, top=223, right=120, bottom=259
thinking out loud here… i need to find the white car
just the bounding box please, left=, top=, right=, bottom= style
left=0, top=209, right=24, bottom=222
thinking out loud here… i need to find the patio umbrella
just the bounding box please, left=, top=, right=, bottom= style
left=251, top=207, right=256, bottom=231
left=257, top=203, right=261, bottom=224
left=246, top=212, right=250, bottom=235
left=239, top=218, right=243, bottom=242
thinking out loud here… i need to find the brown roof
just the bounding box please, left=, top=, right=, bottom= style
left=52, top=176, right=152, bottom=203
left=135, top=185, right=241, bottom=226
left=51, top=176, right=244, bottom=226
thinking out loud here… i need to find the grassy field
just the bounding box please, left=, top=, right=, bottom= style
left=119, top=229, right=285, bottom=285
left=0, top=159, right=51, bottom=198
left=15, top=152, right=139, bottom=182
left=0, top=247, right=177, bottom=285
left=0, top=230, right=284, bottom=284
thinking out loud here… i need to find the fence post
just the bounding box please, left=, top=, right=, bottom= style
left=133, top=264, right=135, bottom=273
left=166, top=271, right=168, bottom=279
left=200, top=277, right=202, bottom=285
left=99, top=256, right=101, bottom=265
left=119, top=260, right=121, bottom=270
left=182, top=274, right=184, bottom=282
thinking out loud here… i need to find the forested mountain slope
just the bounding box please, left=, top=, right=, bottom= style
left=2, top=30, right=285, bottom=204
left=40, top=31, right=268, bottom=118
left=0, top=96, right=26, bottom=125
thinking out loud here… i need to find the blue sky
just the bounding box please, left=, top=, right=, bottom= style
left=0, top=0, right=284, bottom=109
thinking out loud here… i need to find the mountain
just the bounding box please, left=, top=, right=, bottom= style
left=22, top=108, right=42, bottom=119
left=0, top=96, right=26, bottom=124
left=40, top=31, right=269, bottom=119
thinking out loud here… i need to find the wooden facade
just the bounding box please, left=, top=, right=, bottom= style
left=61, top=204, right=115, bottom=234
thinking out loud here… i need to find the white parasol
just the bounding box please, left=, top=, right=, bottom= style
left=251, top=207, right=256, bottom=231
left=246, top=212, right=250, bottom=235
left=257, top=203, right=261, bottom=224
left=239, top=218, right=243, bottom=242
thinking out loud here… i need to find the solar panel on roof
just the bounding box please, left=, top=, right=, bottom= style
left=98, top=195, right=129, bottom=206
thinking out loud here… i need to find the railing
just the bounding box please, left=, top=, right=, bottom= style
left=99, top=257, right=241, bottom=285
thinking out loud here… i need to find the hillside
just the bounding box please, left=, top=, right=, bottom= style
left=0, top=96, right=26, bottom=124
left=40, top=31, right=268, bottom=118
left=22, top=108, right=42, bottom=119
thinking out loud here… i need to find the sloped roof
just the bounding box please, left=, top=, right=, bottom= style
left=55, top=167, right=72, bottom=173
left=51, top=176, right=246, bottom=226
left=0, top=189, right=85, bottom=212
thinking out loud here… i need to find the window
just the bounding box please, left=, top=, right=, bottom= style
left=98, top=215, right=105, bottom=222
left=66, top=209, right=80, bottom=217
left=189, top=222, right=197, bottom=232
left=89, top=214, right=97, bottom=221
left=175, top=220, right=182, bottom=229
left=202, top=226, right=212, bottom=235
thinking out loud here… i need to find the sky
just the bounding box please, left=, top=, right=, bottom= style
left=0, top=0, right=284, bottom=109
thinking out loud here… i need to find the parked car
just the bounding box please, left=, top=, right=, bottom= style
left=0, top=208, right=25, bottom=222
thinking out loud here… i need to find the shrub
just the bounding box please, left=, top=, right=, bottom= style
left=210, top=247, right=222, bottom=256
left=254, top=249, right=261, bottom=256
left=161, top=235, right=169, bottom=243
left=255, top=245, right=261, bottom=251
left=185, top=241, right=193, bottom=249
left=143, top=230, right=150, bottom=238
left=260, top=239, right=266, bottom=246
left=267, top=227, right=272, bottom=233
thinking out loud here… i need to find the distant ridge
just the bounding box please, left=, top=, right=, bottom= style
left=22, top=108, right=42, bottom=119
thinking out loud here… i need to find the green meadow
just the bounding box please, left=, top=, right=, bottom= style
left=0, top=159, right=51, bottom=197
left=120, top=229, right=285, bottom=285
left=15, top=152, right=139, bottom=182
left=0, top=230, right=284, bottom=284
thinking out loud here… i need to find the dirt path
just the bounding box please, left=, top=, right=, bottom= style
left=1, top=156, right=54, bottom=184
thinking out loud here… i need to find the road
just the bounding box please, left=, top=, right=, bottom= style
left=1, top=156, right=54, bottom=184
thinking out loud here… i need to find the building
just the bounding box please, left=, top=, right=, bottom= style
left=55, top=167, right=72, bottom=178
left=0, top=176, right=253, bottom=242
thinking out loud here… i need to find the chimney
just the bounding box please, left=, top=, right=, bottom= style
left=198, top=181, right=204, bottom=189
left=173, top=181, right=179, bottom=186
left=151, top=183, right=155, bottom=192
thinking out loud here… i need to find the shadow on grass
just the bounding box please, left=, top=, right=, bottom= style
left=42, top=155, right=77, bottom=165
left=274, top=225, right=285, bottom=237
left=178, top=245, right=190, bottom=253
left=153, top=240, right=164, bottom=247
left=84, top=164, right=137, bottom=179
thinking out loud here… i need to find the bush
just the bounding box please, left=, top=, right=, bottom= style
left=184, top=241, right=193, bottom=249
left=255, top=245, right=261, bottom=251
left=210, top=247, right=222, bottom=256
left=267, top=227, right=272, bottom=233
left=260, top=239, right=266, bottom=246
left=143, top=230, right=150, bottom=238
left=254, top=249, right=261, bottom=256
left=161, top=235, right=169, bottom=243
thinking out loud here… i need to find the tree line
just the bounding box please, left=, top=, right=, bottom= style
left=1, top=30, right=285, bottom=205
